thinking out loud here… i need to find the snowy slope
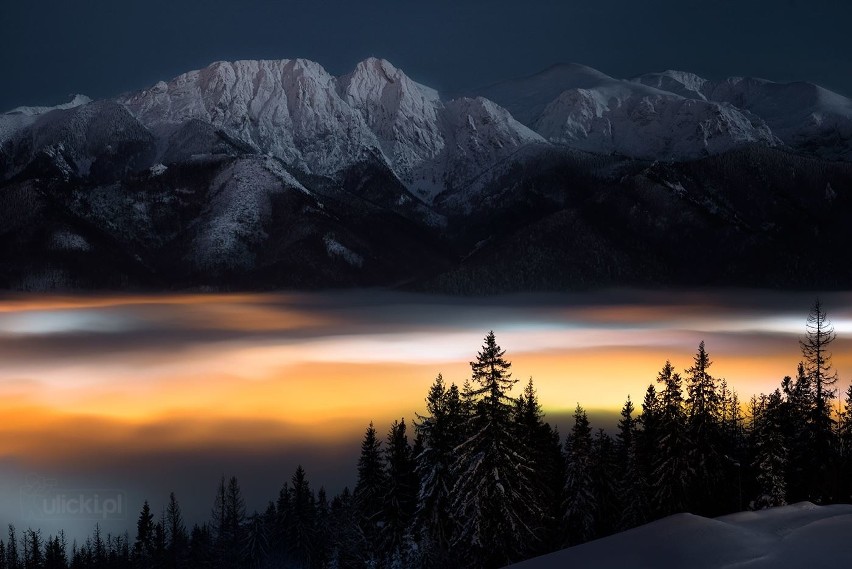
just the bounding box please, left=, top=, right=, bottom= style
left=424, top=97, right=546, bottom=205
left=121, top=59, right=379, bottom=175
left=337, top=57, right=444, bottom=178
left=192, top=155, right=316, bottom=271
left=635, top=72, right=852, bottom=159
left=479, top=64, right=778, bottom=160
left=507, top=502, right=852, bottom=568
left=118, top=57, right=547, bottom=204
left=0, top=99, right=156, bottom=181
left=0, top=94, right=92, bottom=144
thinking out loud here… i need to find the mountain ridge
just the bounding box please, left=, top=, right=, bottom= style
left=1, top=57, right=851, bottom=292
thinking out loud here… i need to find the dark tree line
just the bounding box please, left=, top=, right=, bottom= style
left=2, top=302, right=848, bottom=569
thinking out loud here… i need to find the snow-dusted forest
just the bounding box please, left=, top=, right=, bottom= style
left=1, top=301, right=848, bottom=569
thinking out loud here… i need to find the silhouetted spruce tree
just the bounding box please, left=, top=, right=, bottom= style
left=414, top=375, right=463, bottom=567
left=838, top=386, right=852, bottom=502
left=382, top=419, right=416, bottom=562
left=314, top=487, right=331, bottom=569
left=187, top=524, right=213, bottom=569
left=242, top=512, right=269, bottom=569
left=328, top=487, right=363, bottom=569
left=752, top=390, right=788, bottom=509
left=153, top=516, right=167, bottom=568
left=24, top=528, right=42, bottom=569
left=636, top=384, right=661, bottom=517
left=44, top=533, right=69, bottom=569
left=211, top=476, right=246, bottom=567
left=784, top=363, right=813, bottom=501
left=273, top=481, right=291, bottom=564
left=685, top=341, right=723, bottom=513
left=616, top=396, right=649, bottom=530
left=91, top=524, right=106, bottom=569
left=133, top=502, right=155, bottom=566
left=354, top=423, right=387, bottom=566
left=514, top=378, right=563, bottom=554
left=799, top=300, right=839, bottom=500
left=653, top=361, right=691, bottom=515
left=563, top=404, right=596, bottom=545
left=591, top=428, right=619, bottom=536
left=288, top=466, right=316, bottom=568
left=165, top=492, right=187, bottom=569
left=719, top=383, right=747, bottom=513
left=451, top=332, right=540, bottom=569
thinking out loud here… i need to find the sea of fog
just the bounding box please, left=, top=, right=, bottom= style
left=0, top=289, right=850, bottom=541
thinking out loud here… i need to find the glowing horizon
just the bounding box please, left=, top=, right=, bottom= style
left=2, top=290, right=851, bottom=470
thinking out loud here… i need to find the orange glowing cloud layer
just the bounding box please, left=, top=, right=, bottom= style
left=1, top=292, right=850, bottom=465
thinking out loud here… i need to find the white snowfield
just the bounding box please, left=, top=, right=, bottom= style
left=118, top=57, right=543, bottom=203
left=3, top=59, right=851, bottom=200
left=507, top=502, right=852, bottom=569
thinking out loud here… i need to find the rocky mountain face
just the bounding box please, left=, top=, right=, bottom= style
left=1, top=58, right=851, bottom=292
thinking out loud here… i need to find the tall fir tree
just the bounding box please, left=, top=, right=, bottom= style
left=133, top=502, right=155, bottom=566
left=616, top=396, right=649, bottom=530
left=514, top=378, right=563, bottom=554
left=382, top=419, right=417, bottom=562
left=165, top=492, right=187, bottom=569
left=799, top=299, right=839, bottom=500
left=653, top=361, right=692, bottom=515
left=354, top=422, right=387, bottom=566
left=563, top=404, right=596, bottom=545
left=414, top=375, right=463, bottom=567
left=451, top=332, right=540, bottom=569
left=288, top=466, right=316, bottom=568
left=752, top=390, right=788, bottom=509
left=685, top=341, right=723, bottom=513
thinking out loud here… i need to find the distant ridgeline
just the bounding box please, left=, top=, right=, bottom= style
left=1, top=301, right=849, bottom=569
left=2, top=58, right=852, bottom=292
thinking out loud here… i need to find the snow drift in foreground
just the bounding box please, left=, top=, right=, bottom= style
left=507, top=502, right=852, bottom=569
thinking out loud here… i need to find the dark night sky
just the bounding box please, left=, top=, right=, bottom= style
left=1, top=0, right=850, bottom=111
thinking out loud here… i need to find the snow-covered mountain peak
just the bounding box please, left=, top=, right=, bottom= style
left=632, top=70, right=711, bottom=100
left=337, top=57, right=445, bottom=176
left=338, top=57, right=441, bottom=105
left=1, top=94, right=94, bottom=143
left=479, top=63, right=782, bottom=160
left=5, top=94, right=92, bottom=117
left=121, top=58, right=378, bottom=175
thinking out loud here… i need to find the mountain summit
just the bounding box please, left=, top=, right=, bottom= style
left=1, top=58, right=851, bottom=292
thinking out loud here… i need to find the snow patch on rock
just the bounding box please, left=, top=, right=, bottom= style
left=323, top=234, right=363, bottom=268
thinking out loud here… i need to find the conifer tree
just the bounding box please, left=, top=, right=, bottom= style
left=799, top=300, right=839, bottom=499
left=414, top=375, right=463, bottom=566
left=752, top=390, right=788, bottom=509
left=637, top=384, right=661, bottom=516
left=243, top=512, right=269, bottom=569
left=617, top=396, right=649, bottom=529
left=6, top=525, right=19, bottom=569
left=24, top=529, right=42, bottom=569
left=451, top=332, right=540, bottom=568
left=653, top=361, right=691, bottom=515
left=383, top=419, right=416, bottom=561
left=685, top=341, right=723, bottom=512
left=563, top=405, right=596, bottom=545
left=590, top=429, right=619, bottom=536
left=43, top=531, right=68, bottom=569
left=354, top=423, right=387, bottom=565
left=133, top=502, right=155, bottom=565
left=188, top=524, right=213, bottom=569
left=274, top=481, right=291, bottom=563
left=288, top=466, right=316, bottom=567
left=314, top=487, right=331, bottom=569
left=165, top=492, right=187, bottom=569
left=515, top=378, right=563, bottom=554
